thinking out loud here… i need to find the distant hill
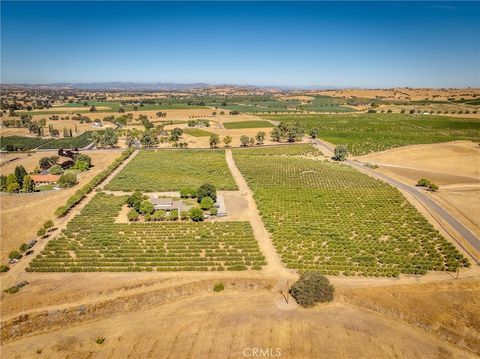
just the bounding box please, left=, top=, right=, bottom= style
left=1, top=82, right=341, bottom=91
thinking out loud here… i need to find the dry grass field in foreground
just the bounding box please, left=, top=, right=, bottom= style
left=0, top=151, right=119, bottom=262
left=360, top=141, right=480, bottom=237
left=1, top=284, right=477, bottom=359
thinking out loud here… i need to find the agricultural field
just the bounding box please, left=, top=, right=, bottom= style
left=106, top=149, right=237, bottom=192
left=28, top=193, right=265, bottom=272
left=36, top=131, right=95, bottom=149
left=223, top=120, right=275, bottom=129
left=297, top=95, right=356, bottom=112
left=233, top=145, right=469, bottom=276
left=261, top=113, right=480, bottom=155
left=0, top=136, right=52, bottom=151
left=182, top=128, right=215, bottom=137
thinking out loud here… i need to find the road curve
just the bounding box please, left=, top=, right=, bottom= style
left=312, top=139, right=480, bottom=258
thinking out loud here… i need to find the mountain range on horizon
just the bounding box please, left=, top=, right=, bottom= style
left=0, top=82, right=346, bottom=91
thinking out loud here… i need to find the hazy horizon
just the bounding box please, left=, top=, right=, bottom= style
left=2, top=1, right=479, bottom=88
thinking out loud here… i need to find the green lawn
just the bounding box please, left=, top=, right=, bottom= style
left=183, top=128, right=215, bottom=137
left=105, top=149, right=237, bottom=192
left=223, top=120, right=275, bottom=129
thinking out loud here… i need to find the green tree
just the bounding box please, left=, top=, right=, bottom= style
left=309, top=128, right=319, bottom=139
left=189, top=207, right=204, bottom=222
left=6, top=174, right=19, bottom=193
left=14, top=165, right=28, bottom=187
left=141, top=132, right=159, bottom=147
left=170, top=127, right=183, bottom=141
left=39, top=156, right=57, bottom=170
left=222, top=135, right=232, bottom=148
left=255, top=131, right=266, bottom=145
left=21, top=175, right=35, bottom=193
left=200, top=196, right=214, bottom=210
left=153, top=210, right=167, bottom=221
left=334, top=145, right=348, bottom=161
left=270, top=127, right=282, bottom=142
left=127, top=191, right=144, bottom=212
left=197, top=183, right=217, bottom=202
left=139, top=200, right=154, bottom=215
left=127, top=209, right=140, bottom=221
left=9, top=251, right=22, bottom=260
left=95, top=128, right=118, bottom=148
left=58, top=173, right=78, bottom=188
left=209, top=134, right=220, bottom=148
left=289, top=272, right=335, bottom=307
left=240, top=135, right=250, bottom=147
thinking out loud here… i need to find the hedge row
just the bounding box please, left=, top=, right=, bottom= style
left=54, top=148, right=134, bottom=217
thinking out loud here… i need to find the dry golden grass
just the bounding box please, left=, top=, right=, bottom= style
left=1, top=289, right=476, bottom=358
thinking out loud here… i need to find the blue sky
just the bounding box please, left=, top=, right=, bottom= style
left=1, top=1, right=479, bottom=87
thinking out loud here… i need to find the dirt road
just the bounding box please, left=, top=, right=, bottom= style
left=225, top=149, right=291, bottom=277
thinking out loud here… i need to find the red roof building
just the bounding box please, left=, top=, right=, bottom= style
left=31, top=174, right=61, bottom=184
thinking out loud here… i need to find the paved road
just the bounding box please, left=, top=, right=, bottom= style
left=312, top=139, right=480, bottom=258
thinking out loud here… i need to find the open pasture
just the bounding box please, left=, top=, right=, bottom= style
left=233, top=145, right=469, bottom=276
left=105, top=149, right=237, bottom=192
left=28, top=193, right=265, bottom=272
left=261, top=113, right=480, bottom=155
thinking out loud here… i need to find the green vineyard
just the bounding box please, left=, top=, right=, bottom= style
left=261, top=113, right=480, bottom=155
left=105, top=149, right=238, bottom=192
left=233, top=145, right=469, bottom=276
left=29, top=193, right=265, bottom=272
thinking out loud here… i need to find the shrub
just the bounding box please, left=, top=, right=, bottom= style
left=428, top=183, right=439, bottom=192
left=180, top=187, right=197, bottom=198
left=139, top=200, right=154, bottom=215
left=180, top=210, right=190, bottom=220
left=4, top=286, right=20, bottom=294
left=417, top=178, right=431, bottom=187
left=58, top=173, right=78, bottom=188
left=49, top=165, right=63, bottom=175
left=0, top=265, right=10, bottom=272
left=200, top=196, right=214, bottom=210
left=289, top=272, right=335, bottom=307
left=43, top=220, right=54, bottom=231
left=37, top=227, right=46, bottom=237
left=95, top=337, right=105, bottom=345
left=153, top=210, right=167, bottom=221
left=9, top=251, right=22, bottom=260
left=127, top=209, right=139, bottom=221
left=189, top=207, right=204, bottom=222
left=213, top=282, right=224, bottom=292
left=170, top=209, right=179, bottom=221
left=334, top=145, right=348, bottom=161
left=210, top=207, right=218, bottom=216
